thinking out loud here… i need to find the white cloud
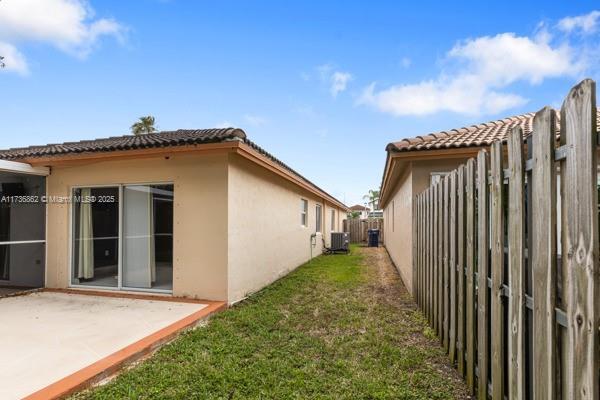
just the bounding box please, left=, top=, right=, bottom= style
left=243, top=114, right=267, bottom=127
left=317, top=63, right=333, bottom=80
left=330, top=71, right=352, bottom=97
left=316, top=63, right=353, bottom=97
left=558, top=10, right=600, bottom=34
left=0, top=41, right=29, bottom=75
left=359, top=32, right=583, bottom=117
left=0, top=0, right=125, bottom=74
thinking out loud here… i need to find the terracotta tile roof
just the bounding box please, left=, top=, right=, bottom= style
left=386, top=109, right=600, bottom=153
left=0, top=128, right=246, bottom=160
left=349, top=204, right=370, bottom=211
left=0, top=128, right=347, bottom=209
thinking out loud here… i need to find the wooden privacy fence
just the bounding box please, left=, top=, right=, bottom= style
left=412, top=79, right=600, bottom=399
left=343, top=218, right=384, bottom=243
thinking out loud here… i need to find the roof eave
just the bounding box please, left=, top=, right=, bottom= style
left=379, top=145, right=487, bottom=208
left=15, top=140, right=348, bottom=212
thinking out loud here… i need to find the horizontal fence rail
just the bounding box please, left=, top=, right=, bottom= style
left=412, top=79, right=600, bottom=399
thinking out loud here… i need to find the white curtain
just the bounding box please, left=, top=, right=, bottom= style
left=123, top=186, right=156, bottom=288
left=77, top=188, right=94, bottom=279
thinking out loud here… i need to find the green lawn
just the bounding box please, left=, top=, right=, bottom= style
left=74, top=246, right=467, bottom=399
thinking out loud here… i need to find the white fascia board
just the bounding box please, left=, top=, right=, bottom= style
left=0, top=160, right=49, bottom=176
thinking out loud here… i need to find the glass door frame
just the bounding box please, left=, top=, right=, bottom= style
left=68, top=182, right=174, bottom=294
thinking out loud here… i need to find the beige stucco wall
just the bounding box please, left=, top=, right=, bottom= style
left=383, top=165, right=413, bottom=293
left=45, top=153, right=229, bottom=301
left=383, top=157, right=469, bottom=295
left=227, top=154, right=346, bottom=303
left=44, top=149, right=346, bottom=304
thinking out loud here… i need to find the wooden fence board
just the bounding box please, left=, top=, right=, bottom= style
left=490, top=141, right=505, bottom=400
left=465, top=158, right=476, bottom=394
left=443, top=176, right=450, bottom=351
left=449, top=171, right=457, bottom=363
left=433, top=183, right=439, bottom=331
left=419, top=195, right=423, bottom=310
left=424, top=190, right=428, bottom=317
left=457, top=165, right=466, bottom=376
left=535, top=107, right=560, bottom=399
left=507, top=126, right=526, bottom=400
left=428, top=187, right=433, bottom=324
left=422, top=193, right=426, bottom=312
left=413, top=194, right=419, bottom=303
left=476, top=150, right=489, bottom=400
left=438, top=182, right=444, bottom=340
left=560, top=79, right=599, bottom=400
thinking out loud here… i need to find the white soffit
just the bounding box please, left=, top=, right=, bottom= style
left=0, top=160, right=49, bottom=176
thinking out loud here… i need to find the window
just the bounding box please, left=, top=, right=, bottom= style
left=301, top=199, right=308, bottom=226
left=430, top=172, right=450, bottom=185
left=316, top=204, right=322, bottom=233
left=72, top=184, right=174, bottom=292
left=331, top=209, right=335, bottom=232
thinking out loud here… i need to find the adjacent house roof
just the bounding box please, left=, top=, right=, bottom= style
left=349, top=204, right=370, bottom=211
left=380, top=108, right=600, bottom=207
left=386, top=109, right=600, bottom=153
left=0, top=128, right=348, bottom=210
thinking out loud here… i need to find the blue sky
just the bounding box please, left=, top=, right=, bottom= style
left=1, top=1, right=599, bottom=206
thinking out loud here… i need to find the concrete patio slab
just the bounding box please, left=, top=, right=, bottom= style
left=0, top=291, right=225, bottom=400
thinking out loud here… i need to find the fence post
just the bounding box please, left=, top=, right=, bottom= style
left=477, top=149, right=489, bottom=400
left=465, top=158, right=477, bottom=394
left=507, top=126, right=526, bottom=400
left=560, top=79, right=599, bottom=399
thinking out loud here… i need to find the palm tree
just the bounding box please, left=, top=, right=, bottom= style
left=363, top=189, right=380, bottom=210
left=130, top=116, right=157, bottom=135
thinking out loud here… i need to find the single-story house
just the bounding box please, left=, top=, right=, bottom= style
left=0, top=128, right=348, bottom=303
left=348, top=204, right=370, bottom=218
left=379, top=110, right=600, bottom=294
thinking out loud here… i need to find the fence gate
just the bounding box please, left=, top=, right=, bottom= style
left=343, top=218, right=384, bottom=244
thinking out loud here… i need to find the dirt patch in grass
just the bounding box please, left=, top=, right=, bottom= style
left=73, top=246, right=469, bottom=400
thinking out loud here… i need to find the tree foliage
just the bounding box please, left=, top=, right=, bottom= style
left=362, top=189, right=380, bottom=210
left=130, top=116, right=157, bottom=135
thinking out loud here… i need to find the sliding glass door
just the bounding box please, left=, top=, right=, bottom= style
left=123, top=184, right=173, bottom=290
left=72, top=187, right=119, bottom=288
left=0, top=172, right=46, bottom=292
left=71, top=183, right=173, bottom=292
